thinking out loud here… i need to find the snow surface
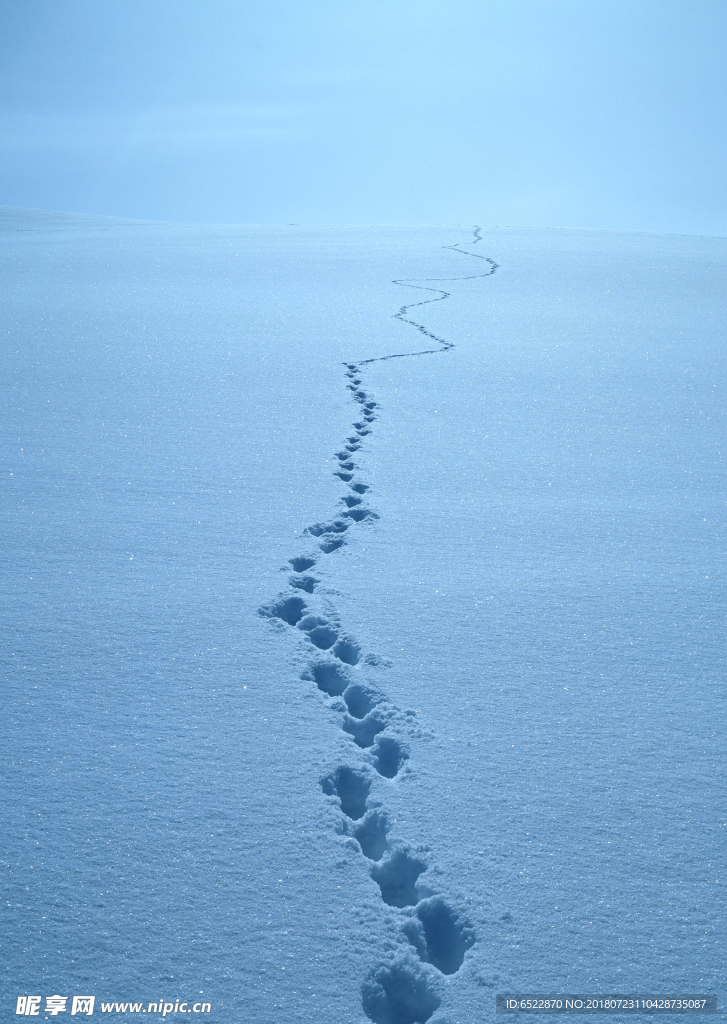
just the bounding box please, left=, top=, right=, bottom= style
left=2, top=208, right=726, bottom=1023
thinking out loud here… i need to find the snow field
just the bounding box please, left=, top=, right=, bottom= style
left=3, top=210, right=725, bottom=1024
left=258, top=238, right=501, bottom=1022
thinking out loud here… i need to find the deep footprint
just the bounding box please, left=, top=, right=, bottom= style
left=333, top=637, right=360, bottom=665
left=297, top=615, right=338, bottom=650
left=354, top=810, right=390, bottom=861
left=402, top=897, right=475, bottom=976
left=307, top=520, right=348, bottom=537
left=297, top=613, right=329, bottom=630
left=289, top=556, right=316, bottom=572
left=289, top=575, right=318, bottom=593
left=370, top=849, right=425, bottom=908
left=343, top=682, right=378, bottom=719
left=306, top=660, right=350, bottom=697
left=320, top=536, right=345, bottom=553
left=308, top=625, right=338, bottom=650
left=361, top=959, right=440, bottom=1024
left=343, top=507, right=377, bottom=523
left=259, top=594, right=306, bottom=626
left=372, top=735, right=407, bottom=778
left=343, top=712, right=387, bottom=748
left=321, top=766, right=371, bottom=820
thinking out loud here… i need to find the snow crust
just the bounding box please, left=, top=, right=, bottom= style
left=2, top=207, right=725, bottom=1022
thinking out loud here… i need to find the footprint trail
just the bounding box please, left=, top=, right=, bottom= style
left=258, top=228, right=498, bottom=1024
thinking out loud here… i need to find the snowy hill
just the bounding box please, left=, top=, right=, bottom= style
left=2, top=209, right=725, bottom=1023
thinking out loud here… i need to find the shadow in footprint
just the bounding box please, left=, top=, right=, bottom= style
left=289, top=575, right=318, bottom=593
left=341, top=495, right=363, bottom=508
left=371, top=849, right=426, bottom=908
left=338, top=461, right=355, bottom=471
left=333, top=637, right=360, bottom=665
left=308, top=625, right=338, bottom=650
left=306, top=660, right=350, bottom=697
left=343, top=682, right=378, bottom=719
left=372, top=736, right=407, bottom=778
left=289, top=556, right=316, bottom=573
left=344, top=508, right=378, bottom=523
left=320, top=536, right=345, bottom=553
left=321, top=766, right=370, bottom=820
left=297, top=613, right=328, bottom=630
left=307, top=520, right=348, bottom=537
left=259, top=595, right=306, bottom=626
left=335, top=471, right=353, bottom=482
left=354, top=810, right=390, bottom=861
left=403, top=898, right=475, bottom=976
left=350, top=482, right=369, bottom=494
left=361, top=959, right=440, bottom=1024
left=343, top=712, right=386, bottom=748
left=297, top=614, right=338, bottom=651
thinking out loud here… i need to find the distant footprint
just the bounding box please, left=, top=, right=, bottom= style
left=259, top=594, right=307, bottom=626
left=343, top=507, right=377, bottom=524
left=306, top=519, right=349, bottom=537
left=320, top=536, right=345, bottom=553
left=289, top=555, right=316, bottom=573
left=289, top=574, right=318, bottom=593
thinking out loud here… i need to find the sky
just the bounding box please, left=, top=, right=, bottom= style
left=1, top=0, right=726, bottom=232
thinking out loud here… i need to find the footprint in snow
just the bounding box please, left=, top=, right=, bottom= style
left=258, top=229, right=498, bottom=1021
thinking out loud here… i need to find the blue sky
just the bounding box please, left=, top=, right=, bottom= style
left=1, top=0, right=726, bottom=231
